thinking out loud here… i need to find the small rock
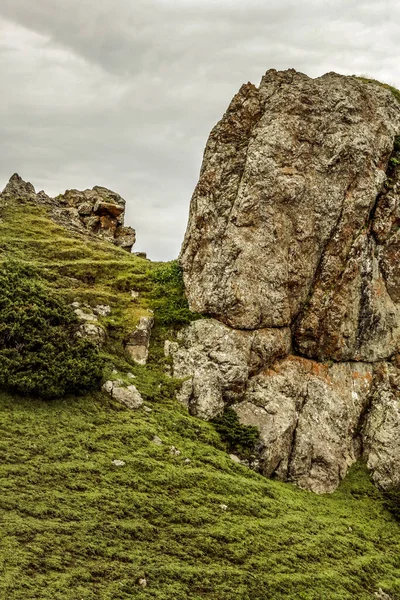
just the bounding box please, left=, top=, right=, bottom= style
left=112, top=459, right=125, bottom=467
left=74, top=308, right=98, bottom=322
left=170, top=446, right=181, bottom=456
left=153, top=435, right=163, bottom=446
left=219, top=504, right=228, bottom=511
left=130, top=290, right=139, bottom=299
left=77, top=322, right=105, bottom=345
left=112, top=369, right=118, bottom=375
left=229, top=454, right=241, bottom=464
left=125, top=316, right=154, bottom=366
left=374, top=589, right=393, bottom=600
left=112, top=385, right=144, bottom=410
left=102, top=380, right=114, bottom=394
left=184, top=458, right=191, bottom=464
left=143, top=405, right=152, bottom=413
left=127, top=372, right=136, bottom=379
left=93, top=304, right=111, bottom=316
left=71, top=301, right=81, bottom=308
left=138, top=577, right=147, bottom=588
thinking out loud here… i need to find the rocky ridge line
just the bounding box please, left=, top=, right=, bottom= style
left=1, top=173, right=136, bottom=252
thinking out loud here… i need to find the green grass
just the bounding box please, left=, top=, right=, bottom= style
left=0, top=390, right=399, bottom=600
left=0, top=191, right=399, bottom=598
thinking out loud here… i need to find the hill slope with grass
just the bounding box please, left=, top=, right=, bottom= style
left=0, top=176, right=399, bottom=600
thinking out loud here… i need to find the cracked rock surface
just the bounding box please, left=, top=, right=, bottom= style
left=175, top=69, right=400, bottom=493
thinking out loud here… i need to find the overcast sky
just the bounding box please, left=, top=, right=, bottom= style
left=1, top=0, right=399, bottom=260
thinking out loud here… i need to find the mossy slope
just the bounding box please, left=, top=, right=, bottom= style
left=0, top=194, right=399, bottom=599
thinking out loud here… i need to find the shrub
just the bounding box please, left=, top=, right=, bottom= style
left=212, top=408, right=260, bottom=460
left=0, top=262, right=104, bottom=398
left=149, top=260, right=201, bottom=327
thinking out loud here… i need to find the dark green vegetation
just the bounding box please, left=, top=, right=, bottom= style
left=0, top=262, right=103, bottom=398
left=0, top=195, right=399, bottom=599
left=212, top=408, right=259, bottom=461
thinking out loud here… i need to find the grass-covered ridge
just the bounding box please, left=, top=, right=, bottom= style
left=0, top=193, right=399, bottom=599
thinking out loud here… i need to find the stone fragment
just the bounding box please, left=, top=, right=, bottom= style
left=93, top=304, right=111, bottom=317
left=152, top=436, right=163, bottom=445
left=112, top=385, right=144, bottom=410
left=112, top=459, right=125, bottom=467
left=125, top=316, right=154, bottom=365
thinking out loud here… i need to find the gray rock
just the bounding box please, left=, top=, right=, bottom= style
left=169, top=318, right=290, bottom=419
left=125, top=316, right=154, bottom=365
left=112, top=385, right=144, bottom=410
left=93, top=304, right=111, bottom=317
left=112, top=459, right=125, bottom=467
left=102, top=380, right=144, bottom=410
left=152, top=435, right=163, bottom=445
left=233, top=357, right=373, bottom=493
left=77, top=322, right=105, bottom=345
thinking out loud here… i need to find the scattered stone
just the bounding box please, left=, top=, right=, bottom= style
left=127, top=372, right=136, bottom=379
left=102, top=380, right=114, bottom=394
left=77, top=322, right=105, bottom=345
left=229, top=454, right=241, bottom=464
left=93, top=304, right=111, bottom=317
left=112, top=385, right=144, bottom=410
left=112, top=369, right=118, bottom=375
left=152, top=436, right=163, bottom=446
left=138, top=578, right=147, bottom=588
left=143, top=405, right=152, bottom=413
left=219, top=504, right=228, bottom=511
left=170, top=446, right=181, bottom=456
left=374, top=589, right=393, bottom=600
left=102, top=380, right=144, bottom=410
left=130, top=290, right=139, bottom=299
left=74, top=308, right=98, bottom=322
left=125, top=316, right=154, bottom=365
left=112, top=459, right=125, bottom=467
left=184, top=458, right=191, bottom=464
left=134, top=252, right=148, bottom=259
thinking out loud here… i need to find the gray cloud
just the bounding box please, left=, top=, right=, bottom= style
left=1, top=0, right=399, bottom=259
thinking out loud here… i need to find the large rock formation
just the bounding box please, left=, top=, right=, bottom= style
left=1, top=174, right=136, bottom=252
left=175, top=69, right=400, bottom=493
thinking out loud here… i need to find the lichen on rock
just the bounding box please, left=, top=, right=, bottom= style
left=175, top=69, right=400, bottom=493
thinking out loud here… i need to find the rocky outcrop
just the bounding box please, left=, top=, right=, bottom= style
left=125, top=316, right=154, bottom=365
left=176, top=69, right=400, bottom=493
left=1, top=174, right=136, bottom=252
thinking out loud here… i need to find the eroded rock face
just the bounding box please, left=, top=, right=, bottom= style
left=1, top=174, right=136, bottom=252
left=167, top=319, right=290, bottom=419
left=176, top=69, right=400, bottom=493
left=181, top=69, right=400, bottom=339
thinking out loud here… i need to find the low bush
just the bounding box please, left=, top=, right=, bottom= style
left=0, top=262, right=104, bottom=398
left=212, top=408, right=260, bottom=460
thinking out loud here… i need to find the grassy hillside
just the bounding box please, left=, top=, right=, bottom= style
left=0, top=195, right=399, bottom=599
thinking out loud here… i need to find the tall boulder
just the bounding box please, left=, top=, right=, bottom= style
left=176, top=69, right=400, bottom=493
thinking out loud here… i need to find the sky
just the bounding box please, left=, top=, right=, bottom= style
left=1, top=0, right=399, bottom=260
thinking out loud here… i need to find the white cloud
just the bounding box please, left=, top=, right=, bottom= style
left=0, top=1, right=399, bottom=259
